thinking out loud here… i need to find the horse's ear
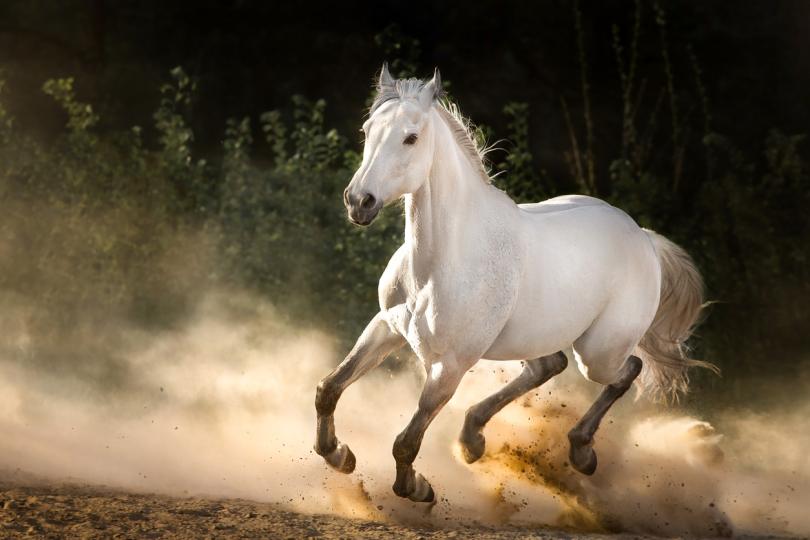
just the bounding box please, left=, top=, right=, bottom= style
left=419, top=68, right=443, bottom=108
left=378, top=62, right=395, bottom=91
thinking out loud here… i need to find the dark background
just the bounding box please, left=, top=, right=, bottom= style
left=0, top=1, right=808, bottom=410
left=2, top=1, right=809, bottom=173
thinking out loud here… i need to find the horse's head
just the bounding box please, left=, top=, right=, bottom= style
left=344, top=63, right=442, bottom=226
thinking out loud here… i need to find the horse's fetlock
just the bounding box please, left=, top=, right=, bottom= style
left=392, top=462, right=414, bottom=497
left=568, top=429, right=590, bottom=447
left=464, top=406, right=485, bottom=429
left=314, top=416, right=337, bottom=456
left=313, top=437, right=337, bottom=457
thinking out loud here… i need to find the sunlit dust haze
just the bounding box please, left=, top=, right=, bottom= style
left=0, top=285, right=808, bottom=537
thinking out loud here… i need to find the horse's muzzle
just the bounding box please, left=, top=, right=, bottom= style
left=345, top=189, right=382, bottom=226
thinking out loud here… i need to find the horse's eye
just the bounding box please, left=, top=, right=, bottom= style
left=403, top=134, right=418, bottom=145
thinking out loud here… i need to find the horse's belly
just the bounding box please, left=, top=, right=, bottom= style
left=483, top=294, right=600, bottom=360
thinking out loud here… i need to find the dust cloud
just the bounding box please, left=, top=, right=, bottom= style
left=0, top=288, right=807, bottom=537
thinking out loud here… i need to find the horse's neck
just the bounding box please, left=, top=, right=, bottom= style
left=404, top=109, right=496, bottom=283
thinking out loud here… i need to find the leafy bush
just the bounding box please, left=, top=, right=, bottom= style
left=0, top=6, right=807, bottom=404
left=499, top=0, right=810, bottom=401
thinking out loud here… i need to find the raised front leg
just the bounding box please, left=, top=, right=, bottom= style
left=392, top=359, right=468, bottom=503
left=459, top=351, right=568, bottom=463
left=568, top=355, right=642, bottom=475
left=314, top=312, right=404, bottom=473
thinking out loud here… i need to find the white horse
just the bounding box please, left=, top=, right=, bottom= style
left=314, top=64, right=717, bottom=503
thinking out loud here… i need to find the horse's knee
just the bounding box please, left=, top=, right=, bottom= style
left=392, top=431, right=419, bottom=464
left=315, top=376, right=340, bottom=416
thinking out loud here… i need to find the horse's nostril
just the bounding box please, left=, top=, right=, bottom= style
left=360, top=193, right=376, bottom=209
left=343, top=188, right=350, bottom=206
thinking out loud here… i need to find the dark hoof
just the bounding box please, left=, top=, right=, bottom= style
left=393, top=471, right=435, bottom=503
left=569, top=443, right=597, bottom=475
left=417, top=482, right=435, bottom=504
left=324, top=442, right=356, bottom=474
left=339, top=446, right=356, bottom=473
left=408, top=473, right=435, bottom=503
left=459, top=430, right=486, bottom=464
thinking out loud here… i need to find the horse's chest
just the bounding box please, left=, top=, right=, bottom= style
left=389, top=264, right=519, bottom=362
left=381, top=223, right=522, bottom=361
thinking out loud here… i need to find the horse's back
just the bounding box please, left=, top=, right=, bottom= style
left=518, top=194, right=608, bottom=216
left=519, top=195, right=652, bottom=264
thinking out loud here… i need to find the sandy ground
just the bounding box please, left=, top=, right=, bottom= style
left=0, top=482, right=631, bottom=540
left=1, top=474, right=796, bottom=540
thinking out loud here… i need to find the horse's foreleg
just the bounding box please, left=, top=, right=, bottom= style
left=392, top=359, right=467, bottom=503
left=459, top=351, right=568, bottom=463
left=568, top=355, right=642, bottom=475
left=314, top=312, right=404, bottom=473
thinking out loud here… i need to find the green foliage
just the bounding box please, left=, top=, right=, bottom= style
left=1, top=6, right=808, bottom=390
left=0, top=66, right=398, bottom=361
left=599, top=3, right=810, bottom=392
left=260, top=110, right=287, bottom=168
left=287, top=96, right=346, bottom=172
left=153, top=67, right=204, bottom=183
left=212, top=92, right=402, bottom=336
left=690, top=131, right=809, bottom=392
left=42, top=77, right=99, bottom=135
left=2, top=74, right=209, bottom=368
left=495, top=102, right=545, bottom=202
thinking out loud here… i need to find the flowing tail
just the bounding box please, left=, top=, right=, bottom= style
left=636, top=230, right=720, bottom=403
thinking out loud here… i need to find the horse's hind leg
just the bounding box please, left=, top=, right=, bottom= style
left=315, top=312, right=404, bottom=473
left=568, top=355, right=642, bottom=475
left=459, top=351, right=568, bottom=463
